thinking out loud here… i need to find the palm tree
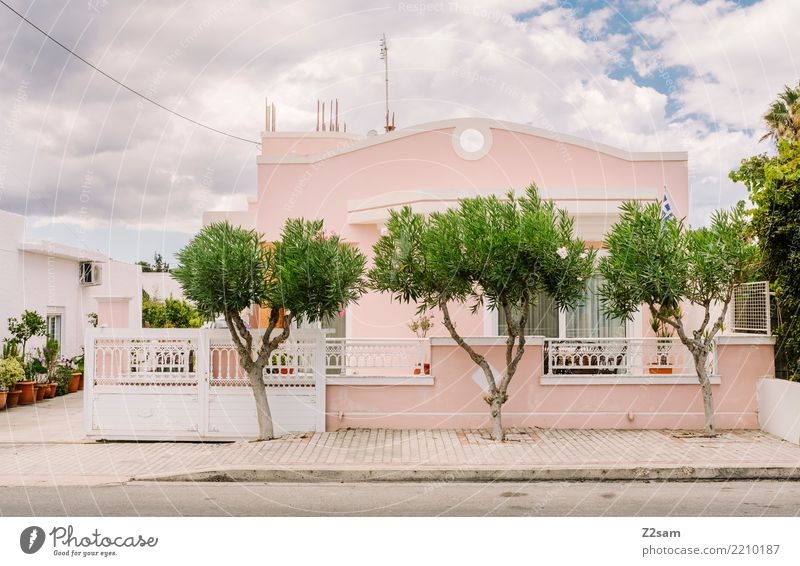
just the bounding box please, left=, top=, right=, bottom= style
left=761, top=82, right=800, bottom=142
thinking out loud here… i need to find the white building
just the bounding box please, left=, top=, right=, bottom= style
left=140, top=272, right=184, bottom=302
left=0, top=209, right=142, bottom=357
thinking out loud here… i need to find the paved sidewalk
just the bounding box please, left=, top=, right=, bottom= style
left=2, top=394, right=800, bottom=485
left=0, top=392, right=85, bottom=444
left=1, top=427, right=799, bottom=485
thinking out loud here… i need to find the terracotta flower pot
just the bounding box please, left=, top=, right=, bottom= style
left=68, top=372, right=81, bottom=394
left=45, top=383, right=57, bottom=399
left=78, top=373, right=84, bottom=391
left=0, top=390, right=7, bottom=410
left=413, top=363, right=431, bottom=376
left=15, top=380, right=35, bottom=405
left=7, top=389, right=21, bottom=408
left=34, top=384, right=47, bottom=402
left=648, top=366, right=673, bottom=375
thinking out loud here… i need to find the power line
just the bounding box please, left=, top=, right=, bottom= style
left=0, top=0, right=261, bottom=147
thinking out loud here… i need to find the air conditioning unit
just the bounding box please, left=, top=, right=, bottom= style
left=79, top=261, right=102, bottom=286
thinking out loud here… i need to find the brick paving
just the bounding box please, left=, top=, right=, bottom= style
left=1, top=395, right=799, bottom=485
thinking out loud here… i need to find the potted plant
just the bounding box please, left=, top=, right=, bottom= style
left=648, top=318, right=674, bottom=375
left=55, top=364, right=73, bottom=396
left=408, top=314, right=433, bottom=375
left=6, top=312, right=47, bottom=405
left=15, top=361, right=36, bottom=405
left=68, top=363, right=81, bottom=393
left=72, top=351, right=85, bottom=390
left=34, top=372, right=49, bottom=402
left=270, top=352, right=295, bottom=375
left=0, top=357, right=25, bottom=410
left=32, top=337, right=60, bottom=401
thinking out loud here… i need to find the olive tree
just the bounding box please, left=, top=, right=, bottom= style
left=599, top=201, right=759, bottom=436
left=174, top=220, right=367, bottom=440
left=370, top=185, right=595, bottom=440
left=7, top=310, right=47, bottom=361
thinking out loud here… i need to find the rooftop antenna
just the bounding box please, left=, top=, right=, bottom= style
left=315, top=98, right=343, bottom=132
left=265, top=98, right=276, bottom=132
left=379, top=34, right=394, bottom=132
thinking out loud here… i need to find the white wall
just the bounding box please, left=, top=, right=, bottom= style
left=141, top=271, right=184, bottom=301
left=0, top=210, right=26, bottom=351
left=758, top=378, right=800, bottom=444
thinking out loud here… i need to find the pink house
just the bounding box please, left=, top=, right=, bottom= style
left=202, top=116, right=774, bottom=432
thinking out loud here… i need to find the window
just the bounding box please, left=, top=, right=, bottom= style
left=497, top=277, right=626, bottom=339
left=322, top=311, right=347, bottom=339
left=498, top=291, right=560, bottom=337
left=47, top=314, right=62, bottom=350
left=566, top=276, right=626, bottom=338
left=299, top=309, right=347, bottom=338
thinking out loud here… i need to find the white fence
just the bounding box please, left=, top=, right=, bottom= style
left=84, top=329, right=432, bottom=440
left=325, top=338, right=428, bottom=378
left=543, top=338, right=716, bottom=380
left=84, top=328, right=327, bottom=441
left=730, top=281, right=771, bottom=335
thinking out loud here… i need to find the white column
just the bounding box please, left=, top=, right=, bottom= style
left=314, top=330, right=327, bottom=432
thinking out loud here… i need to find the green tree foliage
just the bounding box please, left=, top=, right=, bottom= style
left=730, top=139, right=800, bottom=380
left=137, top=252, right=171, bottom=273
left=141, top=294, right=202, bottom=328
left=761, top=82, right=800, bottom=143
left=370, top=185, right=595, bottom=440
left=6, top=310, right=47, bottom=360
left=173, top=220, right=367, bottom=440
left=599, top=201, right=759, bottom=435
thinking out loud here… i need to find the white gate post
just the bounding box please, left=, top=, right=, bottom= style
left=314, top=330, right=327, bottom=432
left=197, top=329, right=210, bottom=438
left=83, top=327, right=96, bottom=437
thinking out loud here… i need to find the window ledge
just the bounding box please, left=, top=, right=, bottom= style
left=716, top=334, right=775, bottom=346
left=541, top=375, right=720, bottom=386
left=430, top=336, right=545, bottom=347
left=327, top=376, right=434, bottom=386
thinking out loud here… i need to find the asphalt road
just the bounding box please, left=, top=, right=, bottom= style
left=1, top=481, right=799, bottom=516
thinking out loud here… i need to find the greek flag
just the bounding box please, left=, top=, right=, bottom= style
left=660, top=192, right=675, bottom=223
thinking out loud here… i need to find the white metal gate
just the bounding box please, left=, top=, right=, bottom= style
left=84, top=328, right=326, bottom=441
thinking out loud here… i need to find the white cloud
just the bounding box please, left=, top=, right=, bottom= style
left=0, top=0, right=794, bottom=261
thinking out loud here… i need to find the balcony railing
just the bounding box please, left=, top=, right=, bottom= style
left=325, top=338, right=429, bottom=379
left=543, top=337, right=715, bottom=379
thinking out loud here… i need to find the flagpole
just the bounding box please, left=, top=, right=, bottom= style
left=663, top=184, right=689, bottom=228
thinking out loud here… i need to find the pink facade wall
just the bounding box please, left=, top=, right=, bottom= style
left=245, top=119, right=689, bottom=339
left=96, top=298, right=130, bottom=329
left=325, top=341, right=771, bottom=430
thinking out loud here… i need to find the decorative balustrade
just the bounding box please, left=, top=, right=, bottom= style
left=93, top=333, right=198, bottom=387
left=90, top=330, right=430, bottom=388
left=208, top=330, right=317, bottom=387
left=544, top=337, right=716, bottom=379
left=325, top=338, right=429, bottom=378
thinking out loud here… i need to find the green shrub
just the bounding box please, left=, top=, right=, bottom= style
left=0, top=357, right=25, bottom=390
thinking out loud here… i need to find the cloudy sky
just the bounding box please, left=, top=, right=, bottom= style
left=0, top=0, right=797, bottom=263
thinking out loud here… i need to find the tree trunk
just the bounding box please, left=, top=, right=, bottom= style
left=694, top=351, right=716, bottom=437
left=490, top=396, right=505, bottom=441
left=248, top=365, right=274, bottom=441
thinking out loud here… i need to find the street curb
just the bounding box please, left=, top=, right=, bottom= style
left=135, top=466, right=800, bottom=483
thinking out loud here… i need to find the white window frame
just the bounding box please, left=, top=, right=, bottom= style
left=46, top=311, right=63, bottom=350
